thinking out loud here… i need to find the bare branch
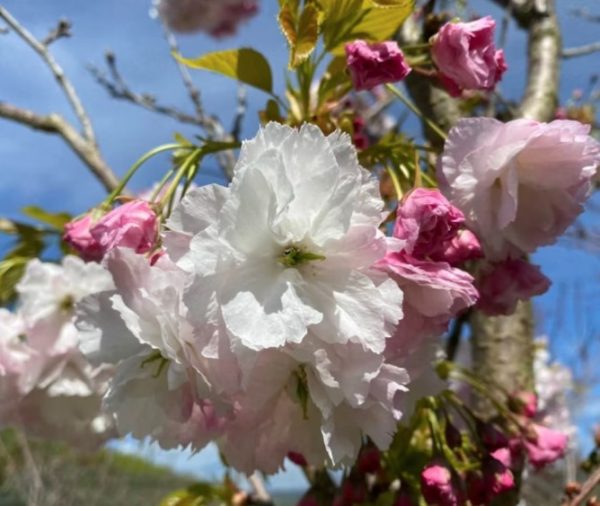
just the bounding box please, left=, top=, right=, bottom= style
left=563, top=42, right=600, bottom=59
left=159, top=21, right=206, bottom=122
left=42, top=18, right=71, bottom=46
left=0, top=102, right=120, bottom=191
left=570, top=7, right=600, bottom=24
left=0, top=7, right=95, bottom=142
left=562, top=467, right=600, bottom=506
left=231, top=85, right=247, bottom=141
left=88, top=53, right=201, bottom=125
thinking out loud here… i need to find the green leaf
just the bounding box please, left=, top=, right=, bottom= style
left=318, top=56, right=352, bottom=106
left=0, top=257, right=28, bottom=304
left=279, top=2, right=321, bottom=68
left=22, top=206, right=71, bottom=230
left=318, top=0, right=414, bottom=53
left=175, top=48, right=273, bottom=94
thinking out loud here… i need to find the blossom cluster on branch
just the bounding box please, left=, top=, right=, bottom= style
left=0, top=1, right=599, bottom=504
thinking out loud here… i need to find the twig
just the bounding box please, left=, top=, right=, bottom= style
left=0, top=7, right=120, bottom=192
left=159, top=21, right=205, bottom=121
left=15, top=429, right=42, bottom=506
left=563, top=42, right=600, bottom=59
left=42, top=18, right=71, bottom=46
left=0, top=102, right=119, bottom=191
left=569, top=8, right=600, bottom=24
left=0, top=7, right=94, bottom=142
left=88, top=53, right=201, bottom=125
left=563, top=467, right=600, bottom=506
left=247, top=472, right=273, bottom=505
left=231, top=85, right=247, bottom=141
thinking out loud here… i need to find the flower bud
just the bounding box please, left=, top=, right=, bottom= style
left=421, top=463, right=464, bottom=506
left=345, top=40, right=411, bottom=91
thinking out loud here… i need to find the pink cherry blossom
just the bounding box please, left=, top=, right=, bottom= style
left=90, top=200, right=158, bottom=258
left=421, top=463, right=464, bottom=506
left=394, top=188, right=465, bottom=261
left=477, top=259, right=550, bottom=315
left=439, top=118, right=600, bottom=260
left=431, top=16, right=507, bottom=96
left=442, top=230, right=483, bottom=266
left=345, top=40, right=411, bottom=91
left=379, top=252, right=478, bottom=354
left=524, top=424, right=568, bottom=469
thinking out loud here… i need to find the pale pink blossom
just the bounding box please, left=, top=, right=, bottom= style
left=90, top=200, right=158, bottom=258
left=157, top=0, right=258, bottom=37
left=524, top=424, right=568, bottom=469
left=379, top=252, right=478, bottom=355
left=439, top=118, right=600, bottom=259
left=432, top=16, right=507, bottom=96
left=477, top=259, right=550, bottom=315
left=345, top=40, right=411, bottom=91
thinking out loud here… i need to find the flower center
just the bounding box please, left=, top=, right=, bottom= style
left=59, top=295, right=75, bottom=312
left=278, top=245, right=325, bottom=268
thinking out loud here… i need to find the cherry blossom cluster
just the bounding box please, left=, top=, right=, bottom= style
left=0, top=257, right=115, bottom=448
left=345, top=16, right=507, bottom=98
left=57, top=123, right=476, bottom=473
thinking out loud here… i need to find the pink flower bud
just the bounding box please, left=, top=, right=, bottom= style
left=431, top=16, right=507, bottom=96
left=63, top=214, right=104, bottom=262
left=510, top=391, right=537, bottom=418
left=524, top=424, right=568, bottom=469
left=394, top=188, right=465, bottom=260
left=90, top=200, right=158, bottom=258
left=345, top=40, right=411, bottom=91
left=421, top=463, right=464, bottom=506
left=477, top=259, right=551, bottom=315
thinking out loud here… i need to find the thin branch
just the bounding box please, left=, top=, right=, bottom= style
left=88, top=53, right=201, bottom=125
left=159, top=21, right=205, bottom=122
left=231, top=85, right=247, bottom=141
left=0, top=7, right=95, bottom=142
left=563, top=42, right=600, bottom=59
left=570, top=8, right=600, bottom=24
left=42, top=18, right=71, bottom=46
left=446, top=310, right=471, bottom=361
left=0, top=102, right=120, bottom=191
left=563, top=466, right=600, bottom=506
left=0, top=7, right=120, bottom=192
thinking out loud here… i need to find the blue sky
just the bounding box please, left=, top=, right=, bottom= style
left=1, top=0, right=599, bottom=492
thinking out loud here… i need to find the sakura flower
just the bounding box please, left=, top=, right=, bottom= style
left=421, top=463, right=464, bottom=506
left=157, top=0, right=258, bottom=37
left=162, top=123, right=408, bottom=469
left=476, top=259, right=550, bottom=315
left=439, top=118, right=600, bottom=260
left=64, top=214, right=104, bottom=262
left=0, top=258, right=115, bottom=448
left=345, top=40, right=411, bottom=91
left=90, top=200, right=158, bottom=258
left=524, top=424, right=568, bottom=469
left=16, top=256, right=114, bottom=354
left=431, top=16, right=507, bottom=96
left=76, top=248, right=237, bottom=449
left=393, top=188, right=465, bottom=261
left=178, top=123, right=401, bottom=355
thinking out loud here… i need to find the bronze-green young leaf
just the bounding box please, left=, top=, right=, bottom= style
left=279, top=2, right=321, bottom=68
left=174, top=48, right=273, bottom=94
